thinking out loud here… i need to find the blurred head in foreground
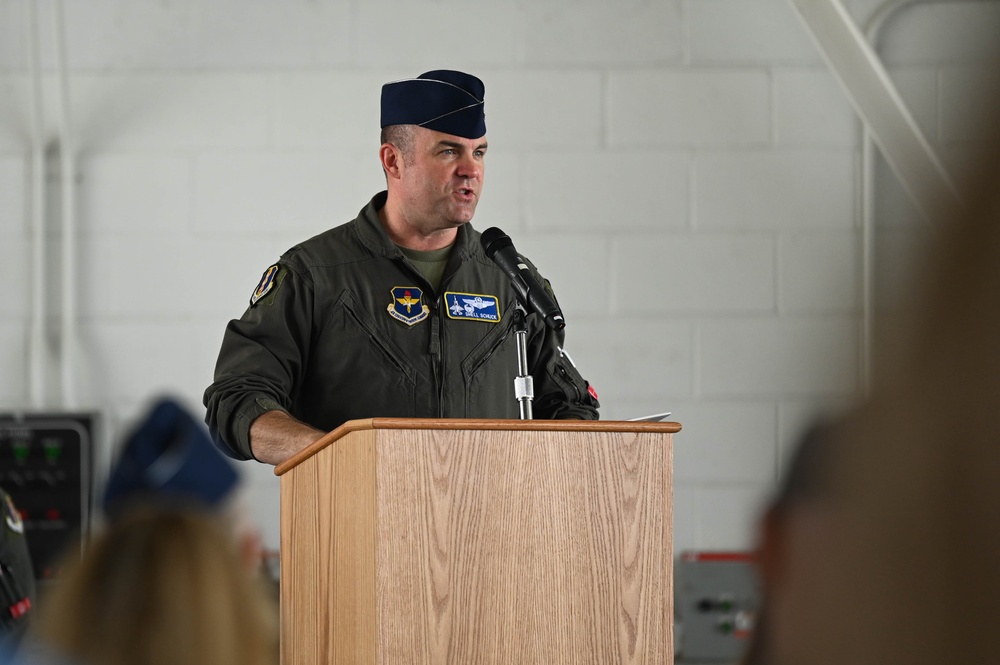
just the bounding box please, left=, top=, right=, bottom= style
left=102, top=397, right=262, bottom=571
left=26, top=507, right=278, bottom=665
left=752, top=99, right=1000, bottom=665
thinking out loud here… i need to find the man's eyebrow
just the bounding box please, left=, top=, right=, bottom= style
left=437, top=140, right=488, bottom=151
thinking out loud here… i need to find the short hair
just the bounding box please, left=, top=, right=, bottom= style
left=380, top=124, right=416, bottom=165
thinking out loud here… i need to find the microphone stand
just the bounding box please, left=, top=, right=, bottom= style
left=512, top=301, right=533, bottom=420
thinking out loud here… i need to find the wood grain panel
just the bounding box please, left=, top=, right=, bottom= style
left=281, top=429, right=377, bottom=665
left=375, top=428, right=673, bottom=664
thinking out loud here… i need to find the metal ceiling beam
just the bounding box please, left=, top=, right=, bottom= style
left=787, top=0, right=961, bottom=219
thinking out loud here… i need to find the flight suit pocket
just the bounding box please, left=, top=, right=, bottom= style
left=317, top=292, right=417, bottom=420
left=545, top=355, right=600, bottom=411
left=461, top=301, right=518, bottom=418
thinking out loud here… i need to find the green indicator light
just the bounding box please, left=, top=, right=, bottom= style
left=44, top=444, right=62, bottom=462
left=12, top=444, right=30, bottom=462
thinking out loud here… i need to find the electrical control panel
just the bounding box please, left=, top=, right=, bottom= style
left=675, top=551, right=759, bottom=663
left=0, top=413, right=98, bottom=581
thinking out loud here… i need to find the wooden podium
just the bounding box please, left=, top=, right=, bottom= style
left=274, top=418, right=679, bottom=664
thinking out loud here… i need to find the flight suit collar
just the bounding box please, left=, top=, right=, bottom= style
left=356, top=191, right=480, bottom=262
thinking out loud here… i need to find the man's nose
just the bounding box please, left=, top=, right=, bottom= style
left=456, top=154, right=481, bottom=180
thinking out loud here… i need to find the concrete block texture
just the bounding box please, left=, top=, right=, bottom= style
left=60, top=1, right=200, bottom=70
left=70, top=74, right=270, bottom=150
left=356, top=3, right=524, bottom=67
left=699, top=316, right=860, bottom=396
left=671, top=484, right=698, bottom=554
left=687, top=0, right=823, bottom=65
left=613, top=233, right=776, bottom=314
left=773, top=68, right=857, bottom=147
left=510, top=233, right=610, bottom=317
left=79, top=153, right=192, bottom=234
left=0, top=77, right=30, bottom=150
left=274, top=72, right=397, bottom=150
left=0, top=237, right=29, bottom=320
left=568, top=319, right=694, bottom=405
left=79, top=235, right=279, bottom=319
left=877, top=3, right=1000, bottom=65
left=81, top=321, right=201, bottom=403
left=0, top=2, right=27, bottom=72
left=0, top=153, right=26, bottom=235
left=7, top=0, right=353, bottom=71
left=779, top=230, right=860, bottom=313
left=487, top=70, right=603, bottom=149
left=194, top=150, right=385, bottom=235
left=671, top=401, right=777, bottom=483
left=79, top=236, right=197, bottom=319
left=0, top=324, right=27, bottom=404
left=695, top=149, right=856, bottom=229
left=609, top=69, right=770, bottom=147
left=697, top=484, right=772, bottom=550
left=525, top=2, right=683, bottom=65
left=525, top=150, right=688, bottom=232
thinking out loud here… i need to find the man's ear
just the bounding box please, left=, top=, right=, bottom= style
left=379, top=143, right=403, bottom=179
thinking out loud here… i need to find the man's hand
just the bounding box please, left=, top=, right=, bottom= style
left=249, top=410, right=325, bottom=466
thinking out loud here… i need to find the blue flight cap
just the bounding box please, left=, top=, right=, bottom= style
left=380, top=69, right=486, bottom=140
left=102, top=398, right=239, bottom=517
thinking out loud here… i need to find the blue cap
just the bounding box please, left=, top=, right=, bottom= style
left=102, top=398, right=239, bottom=517
left=380, top=70, right=486, bottom=139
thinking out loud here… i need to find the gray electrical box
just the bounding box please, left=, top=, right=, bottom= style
left=675, top=551, right=759, bottom=663
left=0, top=413, right=98, bottom=581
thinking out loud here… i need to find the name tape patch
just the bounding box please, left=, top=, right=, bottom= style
left=444, top=292, right=501, bottom=323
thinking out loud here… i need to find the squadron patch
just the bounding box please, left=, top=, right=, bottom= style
left=444, top=292, right=501, bottom=323
left=388, top=286, right=429, bottom=326
left=250, top=264, right=280, bottom=307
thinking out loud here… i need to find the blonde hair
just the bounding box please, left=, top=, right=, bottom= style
left=32, top=508, right=278, bottom=665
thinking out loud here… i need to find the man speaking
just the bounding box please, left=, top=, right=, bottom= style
left=204, top=70, right=599, bottom=466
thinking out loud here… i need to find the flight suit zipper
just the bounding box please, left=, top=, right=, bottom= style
left=344, top=306, right=412, bottom=378
left=556, top=364, right=582, bottom=403
left=395, top=254, right=445, bottom=417
left=429, top=296, right=444, bottom=417
left=467, top=325, right=513, bottom=378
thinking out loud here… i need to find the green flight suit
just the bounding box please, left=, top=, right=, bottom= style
left=204, top=192, right=600, bottom=461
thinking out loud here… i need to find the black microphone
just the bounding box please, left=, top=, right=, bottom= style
left=480, top=227, right=565, bottom=331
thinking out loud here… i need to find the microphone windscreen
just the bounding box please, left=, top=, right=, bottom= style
left=480, top=227, right=513, bottom=258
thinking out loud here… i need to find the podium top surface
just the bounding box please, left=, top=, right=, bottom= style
left=274, top=417, right=681, bottom=476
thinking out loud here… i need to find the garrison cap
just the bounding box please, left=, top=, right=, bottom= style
left=380, top=69, right=486, bottom=139
left=103, top=397, right=239, bottom=517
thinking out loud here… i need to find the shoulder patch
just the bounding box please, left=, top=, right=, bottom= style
left=250, top=264, right=280, bottom=307
left=444, top=292, right=501, bottom=323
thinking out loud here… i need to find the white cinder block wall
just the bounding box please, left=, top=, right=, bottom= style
left=1, top=0, right=999, bottom=554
